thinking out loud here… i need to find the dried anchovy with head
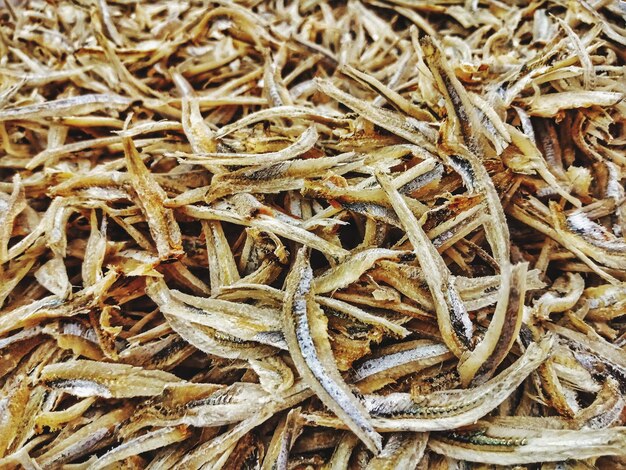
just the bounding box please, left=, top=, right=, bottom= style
left=0, top=0, right=625, bottom=468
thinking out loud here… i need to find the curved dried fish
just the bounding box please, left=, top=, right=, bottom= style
left=458, top=263, right=528, bottom=385
left=376, top=170, right=473, bottom=357
left=181, top=125, right=318, bottom=166
left=313, top=248, right=413, bottom=294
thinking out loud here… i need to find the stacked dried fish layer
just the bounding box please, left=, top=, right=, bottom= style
left=0, top=0, right=625, bottom=468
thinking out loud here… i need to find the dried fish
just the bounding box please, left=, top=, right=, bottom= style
left=365, top=433, right=428, bottom=470
left=458, top=263, right=529, bottom=385
left=34, top=407, right=133, bottom=468
left=429, top=423, right=626, bottom=465
left=352, top=340, right=452, bottom=393
left=283, top=248, right=382, bottom=453
left=123, top=137, right=184, bottom=261
left=522, top=91, right=623, bottom=118
left=146, top=278, right=285, bottom=352
left=313, top=248, right=413, bottom=294
left=40, top=360, right=183, bottom=398
left=552, top=205, right=626, bottom=272
left=534, top=273, right=585, bottom=320
left=301, top=336, right=552, bottom=432
left=0, top=94, right=131, bottom=121
left=89, top=426, right=191, bottom=470
left=316, top=79, right=437, bottom=152
left=34, top=255, right=72, bottom=299
left=0, top=175, right=25, bottom=264
left=178, top=125, right=318, bottom=166
left=376, top=170, right=473, bottom=358
left=1, top=0, right=624, bottom=467
left=82, top=211, right=107, bottom=287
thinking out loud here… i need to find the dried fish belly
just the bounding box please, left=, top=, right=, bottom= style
left=0, top=0, right=625, bottom=468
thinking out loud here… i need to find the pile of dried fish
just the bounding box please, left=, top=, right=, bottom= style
left=1, top=0, right=625, bottom=468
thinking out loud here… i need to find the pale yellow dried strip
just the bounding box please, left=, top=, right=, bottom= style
left=523, top=91, right=623, bottom=117
left=0, top=94, right=131, bottom=121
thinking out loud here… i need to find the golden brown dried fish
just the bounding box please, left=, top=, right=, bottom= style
left=1, top=0, right=625, bottom=466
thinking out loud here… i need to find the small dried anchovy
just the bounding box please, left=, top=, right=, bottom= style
left=0, top=0, right=625, bottom=468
